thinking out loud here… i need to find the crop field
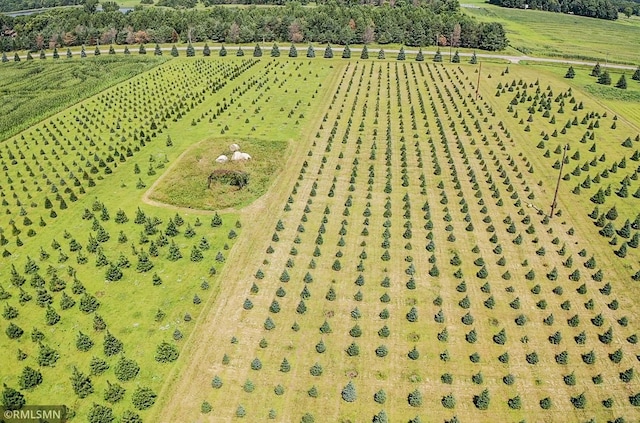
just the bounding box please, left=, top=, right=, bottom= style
left=1, top=53, right=640, bottom=423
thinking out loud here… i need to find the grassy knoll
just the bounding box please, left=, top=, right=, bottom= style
left=157, top=58, right=640, bottom=423
left=148, top=138, right=288, bottom=210
left=0, top=56, right=167, bottom=142
left=462, top=1, right=640, bottom=64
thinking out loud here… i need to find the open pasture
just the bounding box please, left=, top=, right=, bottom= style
left=462, top=1, right=640, bottom=65
left=157, top=59, right=640, bottom=422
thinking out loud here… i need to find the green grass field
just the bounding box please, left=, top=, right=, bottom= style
left=1, top=51, right=640, bottom=423
left=462, top=1, right=640, bottom=64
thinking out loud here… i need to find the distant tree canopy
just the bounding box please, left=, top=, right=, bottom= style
left=487, top=0, right=633, bottom=20
left=0, top=0, right=82, bottom=13
left=0, top=2, right=508, bottom=52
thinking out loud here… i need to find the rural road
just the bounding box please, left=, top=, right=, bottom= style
left=9, top=45, right=638, bottom=71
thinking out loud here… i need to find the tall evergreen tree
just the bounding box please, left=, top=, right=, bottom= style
left=360, top=44, right=368, bottom=59
left=306, top=44, right=315, bottom=58
left=470, top=51, right=477, bottom=64
left=565, top=65, right=576, bottom=78
left=397, top=46, right=406, bottom=60
left=433, top=48, right=442, bottom=62
left=288, top=44, right=297, bottom=57
left=452, top=50, right=460, bottom=63
left=186, top=43, right=195, bottom=56
left=633, top=66, right=640, bottom=81
left=271, top=43, right=280, bottom=57
left=219, top=45, right=227, bottom=56
left=171, top=45, right=178, bottom=57
left=378, top=49, right=385, bottom=59
left=203, top=43, right=210, bottom=56
left=253, top=43, right=262, bottom=57
left=155, top=43, right=162, bottom=56
left=616, top=74, right=627, bottom=89
left=591, top=62, right=602, bottom=76
left=342, top=44, right=351, bottom=58
left=324, top=44, right=333, bottom=58
left=598, top=70, right=611, bottom=85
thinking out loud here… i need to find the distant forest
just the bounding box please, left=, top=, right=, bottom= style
left=0, top=0, right=82, bottom=13
left=488, top=0, right=640, bottom=20
left=0, top=1, right=509, bottom=52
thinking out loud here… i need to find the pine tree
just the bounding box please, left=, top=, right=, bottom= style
left=378, top=49, right=385, bottom=59
left=108, top=44, right=115, bottom=54
left=236, top=47, right=244, bottom=56
left=342, top=44, right=351, bottom=59
left=103, top=330, right=123, bottom=356
left=397, top=47, right=406, bottom=61
left=324, top=44, right=333, bottom=58
left=360, top=44, right=369, bottom=59
left=155, top=43, right=162, bottom=55
left=271, top=43, right=280, bottom=57
left=565, top=66, right=575, bottom=78
left=591, top=62, right=601, bottom=76
left=203, top=43, right=210, bottom=56
left=633, top=66, right=640, bottom=81
left=598, top=70, right=611, bottom=85
left=80, top=45, right=86, bottom=58
left=415, top=48, right=424, bottom=61
left=2, top=384, right=25, bottom=410
left=433, top=48, right=442, bottom=62
left=470, top=51, right=477, bottom=64
left=219, top=44, right=227, bottom=56
left=2, top=51, right=8, bottom=62
left=307, top=44, right=315, bottom=58
left=341, top=381, right=356, bottom=402
left=76, top=331, right=94, bottom=351
left=53, top=48, right=59, bottom=59
left=253, top=43, right=262, bottom=57
left=155, top=342, right=179, bottom=363
left=104, top=380, right=126, bottom=404
left=289, top=44, right=297, bottom=57
left=70, top=366, right=93, bottom=398
left=452, top=50, right=460, bottom=63
left=18, top=366, right=43, bottom=389
left=124, top=45, right=130, bottom=55
left=186, top=43, right=195, bottom=57
left=616, top=74, right=627, bottom=89
left=139, top=44, right=146, bottom=55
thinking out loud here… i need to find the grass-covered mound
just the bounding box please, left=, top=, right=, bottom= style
left=148, top=138, right=287, bottom=210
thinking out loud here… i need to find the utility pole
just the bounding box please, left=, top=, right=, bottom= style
left=550, top=143, right=569, bottom=219
left=475, top=62, right=482, bottom=101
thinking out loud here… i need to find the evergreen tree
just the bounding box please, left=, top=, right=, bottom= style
left=452, top=50, right=460, bottom=63
left=186, top=43, right=195, bottom=56
left=155, top=43, right=162, bottom=56
left=433, top=48, right=442, bottom=62
left=203, top=43, right=210, bottom=56
left=104, top=380, right=125, bottom=404
left=108, top=45, right=115, bottom=54
left=598, top=70, right=611, bottom=85
left=155, top=342, right=179, bottom=363
left=18, top=366, right=43, bottom=389
left=271, top=43, right=280, bottom=57
left=70, top=366, right=93, bottom=398
left=341, top=381, right=356, bottom=402
left=416, top=48, right=424, bottom=61
left=132, top=387, right=156, bottom=410
left=80, top=45, right=86, bottom=57
left=307, top=44, right=315, bottom=58
left=87, top=403, right=113, bottom=423
left=94, top=45, right=100, bottom=55
left=360, top=44, right=369, bottom=59
left=324, top=44, right=333, bottom=58
left=103, top=331, right=123, bottom=356
left=139, top=44, right=146, bottom=54
left=124, top=45, right=130, bottom=55
left=633, top=66, right=640, bottom=81
left=219, top=44, right=227, bottom=56
left=53, top=48, right=59, bottom=59
left=253, top=43, right=262, bottom=57
left=616, top=74, right=627, bottom=89
left=2, top=384, right=25, bottom=410
left=76, top=331, right=94, bottom=351
left=2, top=51, right=8, bottom=62
left=397, top=47, right=405, bottom=60
left=236, top=47, right=244, bottom=56
left=66, top=48, right=72, bottom=58
left=39, top=49, right=46, bottom=59
left=470, top=51, right=477, bottom=64
left=591, top=62, right=601, bottom=76
left=14, top=52, right=20, bottom=61
left=114, top=356, right=140, bottom=381
left=378, top=49, right=385, bottom=59
left=288, top=44, right=297, bottom=57
left=565, top=66, right=575, bottom=78
left=342, top=44, right=351, bottom=59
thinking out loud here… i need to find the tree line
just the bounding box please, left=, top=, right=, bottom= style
left=0, top=2, right=508, bottom=52
left=488, top=0, right=640, bottom=20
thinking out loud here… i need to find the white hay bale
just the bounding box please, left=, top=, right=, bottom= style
left=229, top=143, right=240, bottom=152
left=215, top=155, right=228, bottom=163
left=231, top=151, right=252, bottom=161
